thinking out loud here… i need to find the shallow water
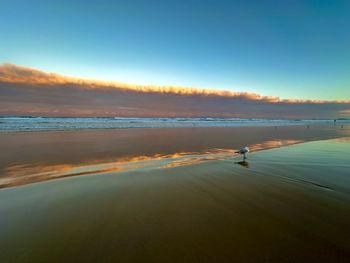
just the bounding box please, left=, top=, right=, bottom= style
left=0, top=130, right=350, bottom=262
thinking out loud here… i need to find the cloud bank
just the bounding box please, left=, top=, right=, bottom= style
left=0, top=63, right=349, bottom=118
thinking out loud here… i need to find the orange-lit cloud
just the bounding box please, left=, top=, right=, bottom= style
left=2, top=63, right=349, bottom=103
left=0, top=63, right=350, bottom=118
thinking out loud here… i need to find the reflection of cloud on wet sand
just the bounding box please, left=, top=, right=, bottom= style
left=1, top=151, right=233, bottom=188
left=0, top=139, right=305, bottom=189
left=249, top=139, right=304, bottom=151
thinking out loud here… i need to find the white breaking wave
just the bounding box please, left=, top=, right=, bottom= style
left=0, top=117, right=348, bottom=132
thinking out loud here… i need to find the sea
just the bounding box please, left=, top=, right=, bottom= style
left=0, top=116, right=349, bottom=132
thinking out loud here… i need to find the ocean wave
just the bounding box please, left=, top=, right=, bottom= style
left=0, top=117, right=349, bottom=132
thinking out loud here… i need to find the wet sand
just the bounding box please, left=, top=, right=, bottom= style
left=0, top=125, right=348, bottom=188
left=0, top=126, right=350, bottom=262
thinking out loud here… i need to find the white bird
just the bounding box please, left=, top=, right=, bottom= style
left=235, top=146, right=250, bottom=160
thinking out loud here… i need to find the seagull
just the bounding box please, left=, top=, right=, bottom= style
left=235, top=146, right=250, bottom=160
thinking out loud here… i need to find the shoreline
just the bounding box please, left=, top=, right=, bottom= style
left=0, top=123, right=348, bottom=134
left=0, top=126, right=317, bottom=133
left=0, top=126, right=342, bottom=133
left=1, top=125, right=349, bottom=189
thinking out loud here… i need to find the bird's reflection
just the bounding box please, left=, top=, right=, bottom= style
left=235, top=160, right=250, bottom=168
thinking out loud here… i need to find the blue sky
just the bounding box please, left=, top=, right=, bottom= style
left=1, top=0, right=350, bottom=100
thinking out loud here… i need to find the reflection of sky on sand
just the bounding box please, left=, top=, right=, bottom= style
left=0, top=139, right=307, bottom=189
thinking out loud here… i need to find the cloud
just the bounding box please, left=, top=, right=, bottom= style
left=0, top=63, right=349, bottom=118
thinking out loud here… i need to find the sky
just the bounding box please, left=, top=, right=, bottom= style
left=1, top=0, right=350, bottom=101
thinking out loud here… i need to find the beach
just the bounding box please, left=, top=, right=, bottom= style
left=1, top=125, right=350, bottom=262
left=2, top=0, right=350, bottom=261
